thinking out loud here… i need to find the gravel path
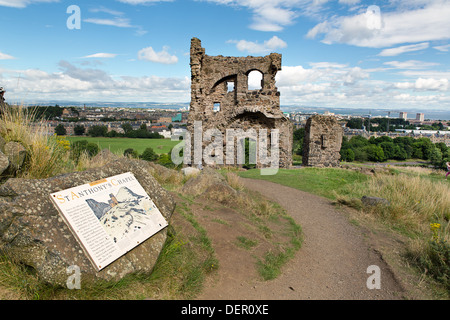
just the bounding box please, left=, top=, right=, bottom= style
left=197, top=178, right=406, bottom=300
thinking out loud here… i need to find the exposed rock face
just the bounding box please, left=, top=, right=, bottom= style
left=302, top=115, right=343, bottom=168
left=0, top=157, right=175, bottom=286
left=187, top=37, right=293, bottom=169
left=361, top=196, right=390, bottom=207
left=0, top=139, right=28, bottom=177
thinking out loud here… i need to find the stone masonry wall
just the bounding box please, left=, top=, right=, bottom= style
left=187, top=37, right=292, bottom=169
left=302, top=115, right=343, bottom=167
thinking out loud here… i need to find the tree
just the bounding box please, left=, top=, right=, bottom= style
left=365, top=144, right=386, bottom=162
left=54, top=124, right=66, bottom=135
left=121, top=123, right=133, bottom=134
left=74, top=124, right=85, bottom=136
left=88, top=125, right=108, bottom=137
left=340, top=148, right=355, bottom=162
left=429, top=147, right=443, bottom=168
left=346, top=118, right=363, bottom=129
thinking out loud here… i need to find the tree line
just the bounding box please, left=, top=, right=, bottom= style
left=340, top=135, right=449, bottom=169
left=293, top=128, right=449, bottom=170
left=55, top=123, right=163, bottom=139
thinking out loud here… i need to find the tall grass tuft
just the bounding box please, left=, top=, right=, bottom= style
left=337, top=173, right=450, bottom=235
left=0, top=105, right=70, bottom=179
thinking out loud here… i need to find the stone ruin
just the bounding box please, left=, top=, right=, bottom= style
left=186, top=38, right=292, bottom=169
left=0, top=87, right=5, bottom=105
left=302, top=115, right=343, bottom=168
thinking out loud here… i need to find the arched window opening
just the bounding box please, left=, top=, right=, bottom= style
left=248, top=70, right=263, bottom=90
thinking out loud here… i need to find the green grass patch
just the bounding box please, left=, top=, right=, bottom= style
left=66, top=137, right=180, bottom=155
left=238, top=168, right=368, bottom=200
left=235, top=236, right=258, bottom=250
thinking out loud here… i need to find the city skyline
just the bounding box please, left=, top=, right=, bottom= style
left=0, top=0, right=449, bottom=112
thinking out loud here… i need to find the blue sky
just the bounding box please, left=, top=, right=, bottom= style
left=0, top=0, right=449, bottom=111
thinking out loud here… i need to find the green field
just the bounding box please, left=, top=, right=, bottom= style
left=237, top=167, right=369, bottom=200
left=66, top=137, right=181, bottom=155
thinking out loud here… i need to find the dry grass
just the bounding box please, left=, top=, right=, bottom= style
left=337, top=171, right=450, bottom=235
left=225, top=171, right=244, bottom=191
left=0, top=105, right=70, bottom=179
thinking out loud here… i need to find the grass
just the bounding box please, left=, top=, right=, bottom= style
left=66, top=136, right=180, bottom=155
left=0, top=105, right=71, bottom=179
left=0, top=204, right=217, bottom=300
left=235, top=236, right=258, bottom=250
left=238, top=165, right=450, bottom=294
left=238, top=167, right=369, bottom=200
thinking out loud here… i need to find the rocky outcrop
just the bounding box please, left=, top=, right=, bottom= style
left=0, top=136, right=28, bottom=178
left=0, top=157, right=175, bottom=286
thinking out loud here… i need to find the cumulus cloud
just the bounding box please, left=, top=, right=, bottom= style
left=307, top=1, right=450, bottom=48
left=228, top=36, right=287, bottom=54
left=0, top=61, right=190, bottom=102
left=201, top=0, right=308, bottom=31
left=137, top=46, right=178, bottom=64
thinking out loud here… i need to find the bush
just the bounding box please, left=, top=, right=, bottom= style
left=140, top=147, right=158, bottom=162
left=415, top=238, right=450, bottom=293
left=124, top=148, right=139, bottom=159
left=71, top=140, right=100, bottom=161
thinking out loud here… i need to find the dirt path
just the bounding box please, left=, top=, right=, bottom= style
left=197, top=178, right=407, bottom=300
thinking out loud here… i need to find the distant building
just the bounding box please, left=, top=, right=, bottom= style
left=399, top=112, right=407, bottom=120
left=157, top=117, right=172, bottom=123
left=172, top=113, right=182, bottom=122
left=416, top=113, right=425, bottom=122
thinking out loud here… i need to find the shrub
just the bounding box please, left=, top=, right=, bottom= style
left=140, top=147, right=158, bottom=162
left=124, top=148, right=139, bottom=159
left=70, top=140, right=100, bottom=162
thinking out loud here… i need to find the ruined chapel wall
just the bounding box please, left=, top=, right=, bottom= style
left=187, top=37, right=292, bottom=168
left=302, top=115, right=343, bottom=168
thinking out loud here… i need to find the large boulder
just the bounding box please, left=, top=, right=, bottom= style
left=0, top=157, right=175, bottom=286
left=0, top=151, right=9, bottom=175
left=4, top=141, right=27, bottom=170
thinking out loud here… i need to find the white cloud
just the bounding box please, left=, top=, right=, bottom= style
left=202, top=0, right=308, bottom=32
left=229, top=36, right=287, bottom=54
left=383, top=60, right=439, bottom=69
left=84, top=5, right=147, bottom=35
left=84, top=17, right=133, bottom=28
left=378, top=43, right=429, bottom=57
left=82, top=53, right=118, bottom=59
left=307, top=1, right=450, bottom=48
left=137, top=46, right=178, bottom=64
left=0, top=0, right=58, bottom=8
left=0, top=52, right=16, bottom=60
left=0, top=61, right=189, bottom=102
left=394, top=78, right=448, bottom=91
left=433, top=44, right=450, bottom=52
left=415, top=78, right=449, bottom=91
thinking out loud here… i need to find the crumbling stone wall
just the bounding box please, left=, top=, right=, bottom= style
left=187, top=37, right=292, bottom=168
left=302, top=115, right=343, bottom=167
